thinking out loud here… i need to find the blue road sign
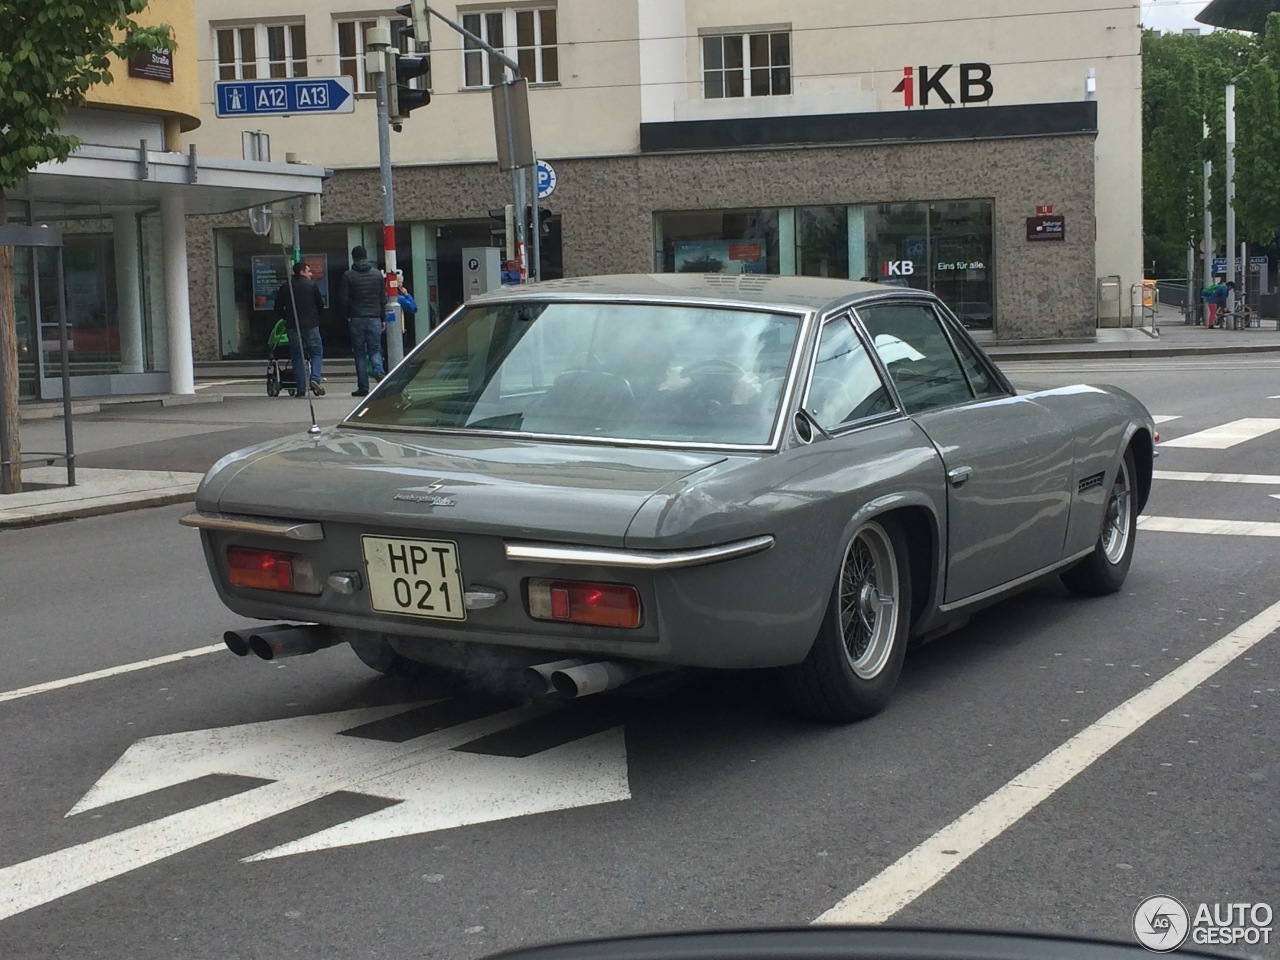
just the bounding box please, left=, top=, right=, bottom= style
left=1211, top=256, right=1269, bottom=275
left=536, top=159, right=557, bottom=199
left=215, top=77, right=355, bottom=118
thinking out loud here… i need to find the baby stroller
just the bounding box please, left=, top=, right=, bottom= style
left=265, top=319, right=302, bottom=397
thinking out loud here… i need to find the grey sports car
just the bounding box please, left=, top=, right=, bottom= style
left=183, top=274, right=1156, bottom=723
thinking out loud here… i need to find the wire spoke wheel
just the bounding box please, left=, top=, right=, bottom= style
left=1101, top=457, right=1132, bottom=565
left=839, top=522, right=900, bottom=680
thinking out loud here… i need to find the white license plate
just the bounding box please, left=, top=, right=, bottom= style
left=361, top=536, right=467, bottom=621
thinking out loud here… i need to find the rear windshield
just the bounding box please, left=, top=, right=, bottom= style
left=350, top=300, right=803, bottom=445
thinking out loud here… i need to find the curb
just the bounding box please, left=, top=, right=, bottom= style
left=988, top=342, right=1280, bottom=361
left=0, top=490, right=197, bottom=531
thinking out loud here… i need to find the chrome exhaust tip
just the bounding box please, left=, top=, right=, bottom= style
left=247, top=625, right=340, bottom=661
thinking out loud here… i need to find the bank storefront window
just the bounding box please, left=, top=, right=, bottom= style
left=655, top=201, right=994, bottom=331
left=655, top=209, right=779, bottom=275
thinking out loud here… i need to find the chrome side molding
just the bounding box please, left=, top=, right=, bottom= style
left=504, top=535, right=775, bottom=570
left=179, top=511, right=325, bottom=541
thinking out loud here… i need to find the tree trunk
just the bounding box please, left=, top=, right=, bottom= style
left=0, top=186, right=22, bottom=494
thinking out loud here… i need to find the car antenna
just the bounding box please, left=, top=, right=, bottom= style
left=280, top=242, right=322, bottom=435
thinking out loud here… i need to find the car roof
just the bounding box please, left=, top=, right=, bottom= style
left=467, top=273, right=936, bottom=313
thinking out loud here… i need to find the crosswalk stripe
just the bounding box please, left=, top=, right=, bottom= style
left=1137, top=516, right=1280, bottom=537
left=1153, top=415, right=1181, bottom=424
left=1154, top=470, right=1280, bottom=485
left=1159, top=418, right=1280, bottom=449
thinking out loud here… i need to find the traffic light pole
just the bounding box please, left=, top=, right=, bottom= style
left=368, top=31, right=405, bottom=369
left=424, top=5, right=535, bottom=282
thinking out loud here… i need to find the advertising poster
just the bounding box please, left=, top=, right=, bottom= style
left=674, top=239, right=768, bottom=275
left=252, top=255, right=330, bottom=309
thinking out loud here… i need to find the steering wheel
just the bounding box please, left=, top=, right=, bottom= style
left=682, top=358, right=746, bottom=378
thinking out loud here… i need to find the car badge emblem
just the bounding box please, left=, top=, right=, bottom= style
left=393, top=479, right=456, bottom=507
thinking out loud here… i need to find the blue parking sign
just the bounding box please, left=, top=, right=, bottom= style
left=536, top=160, right=557, bottom=200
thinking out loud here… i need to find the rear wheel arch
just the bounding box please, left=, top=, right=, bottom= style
left=883, top=505, right=939, bottom=634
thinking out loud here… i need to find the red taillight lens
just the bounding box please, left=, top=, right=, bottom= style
left=227, top=547, right=320, bottom=594
left=528, top=578, right=642, bottom=629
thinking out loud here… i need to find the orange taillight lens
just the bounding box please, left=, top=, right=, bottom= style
left=527, top=578, right=642, bottom=629
left=227, top=547, right=320, bottom=594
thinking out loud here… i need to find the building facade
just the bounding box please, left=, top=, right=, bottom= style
left=188, top=0, right=1143, bottom=359
left=7, top=0, right=325, bottom=401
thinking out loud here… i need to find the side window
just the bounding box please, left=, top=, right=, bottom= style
left=856, top=303, right=975, bottom=414
left=947, top=325, right=1007, bottom=399
left=805, top=316, right=894, bottom=430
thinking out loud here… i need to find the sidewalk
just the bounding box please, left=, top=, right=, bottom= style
left=5, top=315, right=1280, bottom=531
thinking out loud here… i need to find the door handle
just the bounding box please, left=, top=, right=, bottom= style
left=947, top=466, right=973, bottom=487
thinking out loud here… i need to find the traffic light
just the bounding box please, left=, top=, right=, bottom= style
left=389, top=2, right=432, bottom=129
left=525, top=205, right=553, bottom=237
left=387, top=48, right=431, bottom=130
left=489, top=205, right=515, bottom=261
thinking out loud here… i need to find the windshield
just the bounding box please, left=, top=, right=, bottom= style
left=350, top=300, right=804, bottom=446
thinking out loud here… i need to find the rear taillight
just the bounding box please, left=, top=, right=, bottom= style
left=527, top=578, right=642, bottom=629
left=227, top=547, right=321, bottom=595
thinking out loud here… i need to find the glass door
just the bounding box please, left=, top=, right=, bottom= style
left=13, top=246, right=38, bottom=399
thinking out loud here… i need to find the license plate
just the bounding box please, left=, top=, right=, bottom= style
left=361, top=536, right=467, bottom=621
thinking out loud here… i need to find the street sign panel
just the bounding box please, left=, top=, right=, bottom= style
left=536, top=159, right=557, bottom=199
left=215, top=77, right=355, bottom=118
left=1212, top=256, right=1268, bottom=274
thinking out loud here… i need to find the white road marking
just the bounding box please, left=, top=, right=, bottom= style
left=1153, top=469, right=1280, bottom=485
left=0, top=702, right=629, bottom=921
left=0, top=645, right=224, bottom=704
left=1152, top=415, right=1181, bottom=425
left=1137, top=516, right=1280, bottom=537
left=813, top=599, right=1280, bottom=925
left=194, top=379, right=254, bottom=390
left=1159, top=418, right=1280, bottom=449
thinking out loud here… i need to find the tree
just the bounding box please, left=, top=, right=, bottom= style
left=1142, top=26, right=1257, bottom=277
left=0, top=1, right=172, bottom=494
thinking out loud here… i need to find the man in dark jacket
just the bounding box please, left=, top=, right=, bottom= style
left=338, top=245, right=386, bottom=396
left=274, top=260, right=326, bottom=397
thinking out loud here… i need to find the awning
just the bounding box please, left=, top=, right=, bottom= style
left=1196, top=0, right=1279, bottom=32
left=7, top=142, right=328, bottom=217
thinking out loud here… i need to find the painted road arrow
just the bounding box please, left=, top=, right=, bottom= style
left=0, top=701, right=628, bottom=921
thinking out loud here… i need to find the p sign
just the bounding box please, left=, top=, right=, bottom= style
left=536, top=159, right=557, bottom=200
left=884, top=260, right=916, bottom=277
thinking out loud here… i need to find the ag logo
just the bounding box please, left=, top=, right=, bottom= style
left=893, top=63, right=994, bottom=107
left=883, top=261, right=916, bottom=277
left=1134, top=896, right=1191, bottom=952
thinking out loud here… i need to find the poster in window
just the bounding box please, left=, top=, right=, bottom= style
left=252, top=255, right=330, bottom=309
left=673, top=240, right=768, bottom=275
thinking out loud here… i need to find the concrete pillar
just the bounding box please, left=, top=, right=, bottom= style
left=113, top=212, right=145, bottom=374
left=161, top=194, right=195, bottom=395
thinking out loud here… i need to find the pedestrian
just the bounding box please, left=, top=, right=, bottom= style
left=1202, top=277, right=1226, bottom=328
left=338, top=245, right=386, bottom=397
left=397, top=271, right=419, bottom=353
left=273, top=260, right=326, bottom=397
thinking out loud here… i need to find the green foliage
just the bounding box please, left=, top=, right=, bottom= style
left=0, top=1, right=174, bottom=190
left=1144, top=17, right=1280, bottom=272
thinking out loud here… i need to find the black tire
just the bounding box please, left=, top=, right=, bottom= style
left=1061, top=447, right=1138, bottom=597
left=779, top=516, right=913, bottom=723
left=348, top=634, right=435, bottom=679
left=267, top=378, right=280, bottom=397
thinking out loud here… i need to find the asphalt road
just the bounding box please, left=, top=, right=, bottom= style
left=1, top=359, right=1277, bottom=960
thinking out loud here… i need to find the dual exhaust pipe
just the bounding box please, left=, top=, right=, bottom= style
left=525, top=658, right=664, bottom=699
left=225, top=625, right=663, bottom=699
left=223, top=624, right=341, bottom=661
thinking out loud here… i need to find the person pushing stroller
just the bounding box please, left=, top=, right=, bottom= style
left=273, top=261, right=326, bottom=397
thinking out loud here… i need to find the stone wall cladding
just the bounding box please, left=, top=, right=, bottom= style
left=187, top=132, right=1095, bottom=353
